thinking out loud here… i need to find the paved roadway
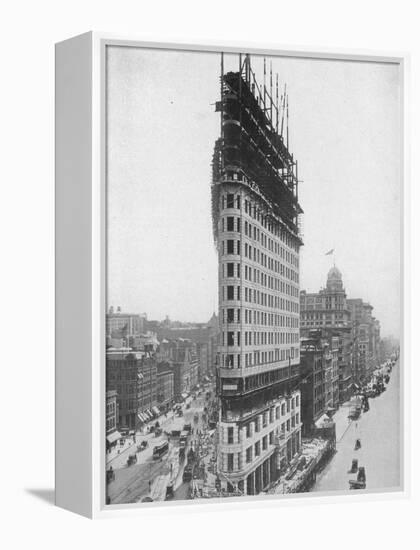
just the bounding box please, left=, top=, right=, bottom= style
left=311, top=361, right=400, bottom=493
left=172, top=392, right=210, bottom=501
left=107, top=388, right=213, bottom=504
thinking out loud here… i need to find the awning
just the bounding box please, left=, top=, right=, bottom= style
left=140, top=411, right=151, bottom=421
left=106, top=431, right=121, bottom=444
left=315, top=414, right=330, bottom=428
left=152, top=406, right=160, bottom=416
left=137, top=413, right=146, bottom=423
left=181, top=392, right=188, bottom=400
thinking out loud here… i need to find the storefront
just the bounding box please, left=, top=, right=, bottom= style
left=106, top=430, right=121, bottom=450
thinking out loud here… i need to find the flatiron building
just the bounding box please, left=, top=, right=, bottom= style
left=211, top=55, right=303, bottom=494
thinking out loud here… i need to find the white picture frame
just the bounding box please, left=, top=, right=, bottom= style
left=55, top=32, right=409, bottom=519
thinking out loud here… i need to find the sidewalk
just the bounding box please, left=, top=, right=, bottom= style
left=332, top=401, right=352, bottom=442
left=150, top=447, right=180, bottom=501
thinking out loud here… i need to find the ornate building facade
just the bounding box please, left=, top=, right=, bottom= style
left=300, top=266, right=352, bottom=405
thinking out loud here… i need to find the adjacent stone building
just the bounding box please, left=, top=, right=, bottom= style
left=106, top=390, right=120, bottom=448
left=347, top=299, right=380, bottom=382
left=157, top=370, right=174, bottom=410
left=300, top=266, right=352, bottom=405
left=301, top=267, right=382, bottom=393
left=299, top=333, right=326, bottom=436
left=106, top=349, right=157, bottom=429
left=156, top=338, right=198, bottom=399
left=157, top=313, right=219, bottom=381
left=106, top=306, right=144, bottom=340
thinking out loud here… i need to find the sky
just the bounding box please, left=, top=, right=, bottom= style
left=106, top=46, right=401, bottom=338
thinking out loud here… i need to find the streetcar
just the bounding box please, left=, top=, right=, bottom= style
left=179, top=430, right=189, bottom=449
left=183, top=464, right=193, bottom=482
left=152, top=440, right=169, bottom=460
left=183, top=423, right=192, bottom=434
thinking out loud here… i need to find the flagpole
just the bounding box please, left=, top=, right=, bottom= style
left=325, top=248, right=335, bottom=267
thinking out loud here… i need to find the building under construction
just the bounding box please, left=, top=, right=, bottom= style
left=211, top=55, right=304, bottom=495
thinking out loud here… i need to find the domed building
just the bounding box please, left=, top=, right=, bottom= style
left=300, top=265, right=349, bottom=329
left=300, top=265, right=353, bottom=406
left=326, top=265, right=344, bottom=293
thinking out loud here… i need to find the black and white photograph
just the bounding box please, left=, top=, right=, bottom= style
left=6, top=0, right=420, bottom=545
left=104, top=45, right=401, bottom=505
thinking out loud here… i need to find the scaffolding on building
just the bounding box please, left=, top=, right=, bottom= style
left=211, top=53, right=303, bottom=248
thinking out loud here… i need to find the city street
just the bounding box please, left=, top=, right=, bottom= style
left=172, top=393, right=212, bottom=501
left=107, top=388, right=214, bottom=504
left=311, top=361, right=400, bottom=493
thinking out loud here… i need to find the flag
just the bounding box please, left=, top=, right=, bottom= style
left=325, top=249, right=334, bottom=256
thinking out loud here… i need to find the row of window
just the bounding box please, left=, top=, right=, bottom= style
left=244, top=287, right=299, bottom=313
left=222, top=285, right=299, bottom=319
left=302, top=321, right=347, bottom=327
left=302, top=312, right=347, bottom=320
left=243, top=198, right=299, bottom=253
left=221, top=193, right=299, bottom=253
left=222, top=330, right=299, bottom=347
left=223, top=415, right=301, bottom=470
left=225, top=402, right=299, bottom=445
left=221, top=347, right=299, bottom=368
left=222, top=307, right=300, bottom=330
left=221, top=239, right=299, bottom=284
left=221, top=215, right=299, bottom=268
left=243, top=219, right=299, bottom=268
left=240, top=239, right=299, bottom=283
left=302, top=303, right=346, bottom=311
left=222, top=261, right=298, bottom=299
left=243, top=264, right=299, bottom=297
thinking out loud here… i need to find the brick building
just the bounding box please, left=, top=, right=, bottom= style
left=106, top=349, right=157, bottom=429
left=157, top=370, right=174, bottom=410
left=106, top=390, right=120, bottom=448
left=299, top=334, right=326, bottom=436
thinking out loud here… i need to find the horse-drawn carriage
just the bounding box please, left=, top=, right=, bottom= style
left=349, top=466, right=366, bottom=490
left=106, top=468, right=115, bottom=483
left=127, top=453, right=137, bottom=466
left=137, top=440, right=148, bottom=452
